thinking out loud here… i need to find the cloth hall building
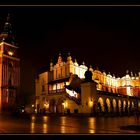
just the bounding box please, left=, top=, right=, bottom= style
left=35, top=53, right=140, bottom=115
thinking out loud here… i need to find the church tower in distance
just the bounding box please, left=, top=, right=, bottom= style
left=0, top=14, right=20, bottom=112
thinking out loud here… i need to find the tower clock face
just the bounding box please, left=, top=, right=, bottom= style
left=8, top=50, right=14, bottom=56
left=7, top=47, right=15, bottom=56
left=3, top=45, right=16, bottom=56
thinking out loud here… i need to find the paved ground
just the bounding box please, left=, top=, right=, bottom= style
left=120, top=125, right=140, bottom=131
left=0, top=113, right=140, bottom=134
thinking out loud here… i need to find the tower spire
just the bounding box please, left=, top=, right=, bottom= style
left=50, top=59, right=53, bottom=71
left=0, top=13, right=15, bottom=45
left=58, top=52, right=62, bottom=63
left=126, top=70, right=129, bottom=75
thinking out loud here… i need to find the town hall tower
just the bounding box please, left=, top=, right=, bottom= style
left=0, top=14, right=20, bottom=112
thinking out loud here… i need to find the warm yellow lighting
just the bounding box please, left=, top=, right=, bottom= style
left=43, top=124, right=48, bottom=133
left=31, top=122, right=35, bottom=133
left=32, top=104, right=34, bottom=107
left=43, top=116, right=48, bottom=123
left=62, top=102, right=65, bottom=109
left=118, top=100, right=122, bottom=112
left=89, top=100, right=93, bottom=107
left=88, top=118, right=96, bottom=133
left=132, top=102, right=134, bottom=108
left=60, top=117, right=66, bottom=133
left=128, top=101, right=130, bottom=107
left=138, top=102, right=140, bottom=108
left=98, top=97, right=104, bottom=112
left=44, top=103, right=49, bottom=109
left=65, top=82, right=69, bottom=85
left=89, top=129, right=95, bottom=133
left=8, top=51, right=13, bottom=56
left=126, top=86, right=131, bottom=96
left=62, top=101, right=66, bottom=109
left=112, top=99, right=116, bottom=112
left=65, top=102, right=68, bottom=108
left=31, top=116, right=36, bottom=122
left=60, top=126, right=66, bottom=133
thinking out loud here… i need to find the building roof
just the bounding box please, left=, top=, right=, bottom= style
left=48, top=77, right=70, bottom=84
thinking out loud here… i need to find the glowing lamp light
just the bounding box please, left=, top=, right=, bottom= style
left=89, top=99, right=93, bottom=107
left=62, top=101, right=66, bottom=110
left=8, top=51, right=14, bottom=56
left=138, top=102, right=140, bottom=108
left=65, top=102, right=68, bottom=108
left=31, top=116, right=36, bottom=122
left=44, top=103, right=49, bottom=109
left=34, top=109, right=37, bottom=113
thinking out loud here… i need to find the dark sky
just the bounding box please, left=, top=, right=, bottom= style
left=0, top=6, right=140, bottom=96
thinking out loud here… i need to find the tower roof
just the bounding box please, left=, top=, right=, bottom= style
left=58, top=52, right=62, bottom=63
left=0, top=13, right=16, bottom=45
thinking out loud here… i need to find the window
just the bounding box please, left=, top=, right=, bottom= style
left=57, top=83, right=61, bottom=90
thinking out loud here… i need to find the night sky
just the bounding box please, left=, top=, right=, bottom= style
left=0, top=6, right=140, bottom=98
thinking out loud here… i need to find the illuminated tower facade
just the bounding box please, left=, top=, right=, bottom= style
left=0, top=14, right=20, bottom=112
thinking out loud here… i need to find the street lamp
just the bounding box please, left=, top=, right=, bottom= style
left=32, top=104, right=35, bottom=114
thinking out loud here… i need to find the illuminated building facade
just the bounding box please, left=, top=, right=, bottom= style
left=0, top=14, right=20, bottom=112
left=35, top=53, right=140, bottom=115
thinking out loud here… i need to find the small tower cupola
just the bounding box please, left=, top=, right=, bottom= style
left=113, top=74, right=115, bottom=78
left=0, top=13, right=15, bottom=45
left=50, top=59, right=53, bottom=71
left=67, top=52, right=73, bottom=64
left=67, top=52, right=72, bottom=61
left=126, top=70, right=129, bottom=75
left=58, top=52, right=62, bottom=63
left=131, top=71, right=133, bottom=77
left=82, top=61, right=85, bottom=65
left=131, top=71, right=135, bottom=79
left=126, top=70, right=130, bottom=79
left=89, top=65, right=93, bottom=72
left=74, top=59, right=78, bottom=66
left=103, top=70, right=106, bottom=75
